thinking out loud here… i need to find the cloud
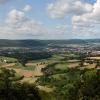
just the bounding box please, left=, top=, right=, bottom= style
left=23, top=5, right=32, bottom=12
left=47, top=0, right=93, bottom=19
left=70, top=0, right=100, bottom=38
left=72, top=0, right=100, bottom=23
left=0, top=0, right=99, bottom=39
left=1, top=7, right=71, bottom=39
left=46, top=0, right=100, bottom=39
left=6, top=9, right=26, bottom=25
left=0, top=8, right=48, bottom=39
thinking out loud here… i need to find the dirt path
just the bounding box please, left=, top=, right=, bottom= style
left=1, top=63, right=16, bottom=67
left=14, top=64, right=46, bottom=83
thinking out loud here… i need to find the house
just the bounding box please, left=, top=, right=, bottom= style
left=4, top=59, right=7, bottom=63
left=91, top=51, right=100, bottom=56
left=95, top=66, right=100, bottom=70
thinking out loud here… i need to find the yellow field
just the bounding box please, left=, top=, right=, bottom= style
left=89, top=57, right=100, bottom=60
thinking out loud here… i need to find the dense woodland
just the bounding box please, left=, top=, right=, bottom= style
left=1, top=52, right=52, bottom=66
left=1, top=39, right=100, bottom=47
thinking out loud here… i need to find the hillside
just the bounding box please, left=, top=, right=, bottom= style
left=0, top=39, right=45, bottom=47
left=0, top=39, right=100, bottom=47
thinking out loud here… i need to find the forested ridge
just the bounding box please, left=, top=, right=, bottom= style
left=1, top=39, right=100, bottom=47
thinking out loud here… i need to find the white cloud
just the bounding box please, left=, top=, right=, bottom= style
left=23, top=5, right=32, bottom=12
left=6, top=9, right=26, bottom=24
left=71, top=0, right=100, bottom=38
left=5, top=7, right=33, bottom=33
left=0, top=8, right=48, bottom=39
left=47, top=0, right=93, bottom=19
left=72, top=0, right=100, bottom=23
left=0, top=7, right=71, bottom=39
left=0, top=0, right=99, bottom=39
left=46, top=0, right=99, bottom=39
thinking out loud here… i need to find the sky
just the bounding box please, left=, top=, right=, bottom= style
left=0, top=0, right=99, bottom=39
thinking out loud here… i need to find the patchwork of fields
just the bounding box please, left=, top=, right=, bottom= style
left=0, top=53, right=98, bottom=90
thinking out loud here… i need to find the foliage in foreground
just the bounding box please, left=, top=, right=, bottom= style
left=54, top=69, right=100, bottom=100
left=0, top=68, right=41, bottom=100
left=38, top=67, right=100, bottom=100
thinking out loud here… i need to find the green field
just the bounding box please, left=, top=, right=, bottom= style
left=0, top=56, right=17, bottom=62
left=14, top=64, right=35, bottom=70
left=55, top=62, right=68, bottom=70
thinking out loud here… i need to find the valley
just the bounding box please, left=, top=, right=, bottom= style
left=0, top=39, right=100, bottom=100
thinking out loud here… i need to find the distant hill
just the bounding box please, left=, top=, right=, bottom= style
left=0, top=39, right=45, bottom=47
left=41, top=39, right=88, bottom=44
left=85, top=39, right=100, bottom=43
left=0, top=39, right=100, bottom=47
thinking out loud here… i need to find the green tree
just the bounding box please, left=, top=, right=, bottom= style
left=0, top=68, right=41, bottom=100
left=79, top=53, right=87, bottom=67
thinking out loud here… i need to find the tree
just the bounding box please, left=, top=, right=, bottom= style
left=74, top=69, right=100, bottom=100
left=0, top=68, right=41, bottom=100
left=18, top=58, right=27, bottom=66
left=79, top=53, right=87, bottom=67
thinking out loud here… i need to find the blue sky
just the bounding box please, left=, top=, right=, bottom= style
left=0, top=0, right=99, bottom=39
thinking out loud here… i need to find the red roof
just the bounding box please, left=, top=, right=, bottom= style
left=95, top=66, right=100, bottom=69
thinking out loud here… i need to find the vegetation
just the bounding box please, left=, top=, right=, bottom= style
left=2, top=52, right=52, bottom=66
left=0, top=48, right=100, bottom=100
left=38, top=67, right=100, bottom=100
left=0, top=68, right=41, bottom=100
left=1, top=39, right=100, bottom=48
left=14, top=64, right=35, bottom=70
left=0, top=40, right=45, bottom=47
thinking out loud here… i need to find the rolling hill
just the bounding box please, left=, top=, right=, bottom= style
left=0, top=39, right=100, bottom=47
